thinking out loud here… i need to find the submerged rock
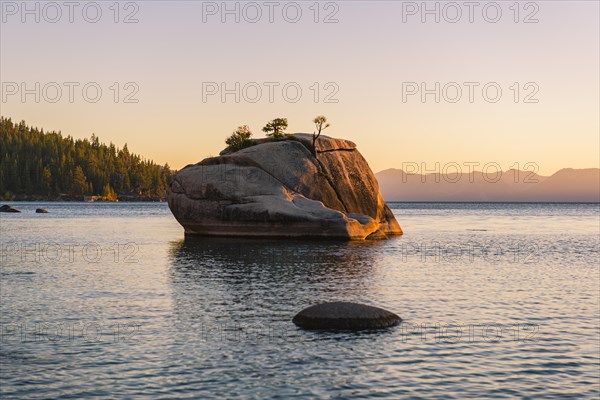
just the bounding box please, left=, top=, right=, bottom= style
left=292, top=302, right=401, bottom=331
left=35, top=208, right=49, bottom=213
left=0, top=205, right=21, bottom=213
left=168, top=134, right=402, bottom=240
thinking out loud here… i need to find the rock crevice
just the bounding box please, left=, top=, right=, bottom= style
left=317, top=148, right=356, bottom=154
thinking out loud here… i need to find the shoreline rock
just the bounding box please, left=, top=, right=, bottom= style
left=292, top=302, right=401, bottom=331
left=0, top=205, right=21, bottom=213
left=168, top=133, right=402, bottom=240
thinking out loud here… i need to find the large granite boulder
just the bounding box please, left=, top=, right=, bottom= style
left=168, top=133, right=402, bottom=240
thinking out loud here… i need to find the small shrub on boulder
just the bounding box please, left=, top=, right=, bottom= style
left=225, top=125, right=255, bottom=152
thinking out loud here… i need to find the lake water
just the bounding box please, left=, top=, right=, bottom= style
left=1, top=202, right=599, bottom=399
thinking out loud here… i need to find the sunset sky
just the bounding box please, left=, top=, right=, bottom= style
left=1, top=0, right=598, bottom=175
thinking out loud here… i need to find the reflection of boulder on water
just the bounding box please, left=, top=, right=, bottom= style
left=168, top=237, right=391, bottom=326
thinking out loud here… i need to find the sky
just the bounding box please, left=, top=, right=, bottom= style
left=1, top=0, right=599, bottom=175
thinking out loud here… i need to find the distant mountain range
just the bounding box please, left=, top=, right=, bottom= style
left=376, top=168, right=600, bottom=202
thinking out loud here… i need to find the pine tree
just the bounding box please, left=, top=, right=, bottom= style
left=0, top=117, right=174, bottom=199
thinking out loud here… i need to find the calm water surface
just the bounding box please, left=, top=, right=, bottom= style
left=1, top=202, right=599, bottom=398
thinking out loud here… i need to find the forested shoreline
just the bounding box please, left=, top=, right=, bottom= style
left=0, top=117, right=174, bottom=201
